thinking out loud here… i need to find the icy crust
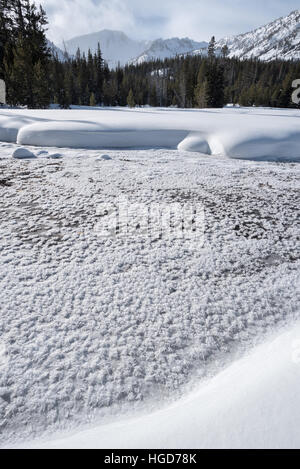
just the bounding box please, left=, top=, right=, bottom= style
left=0, top=148, right=299, bottom=445
left=1, top=107, right=300, bottom=161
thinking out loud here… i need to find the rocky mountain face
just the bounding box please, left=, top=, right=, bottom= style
left=47, top=40, right=66, bottom=61
left=130, top=38, right=208, bottom=65
left=216, top=10, right=300, bottom=61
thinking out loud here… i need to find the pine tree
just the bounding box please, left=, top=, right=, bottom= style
left=89, top=92, right=96, bottom=106
left=95, top=43, right=104, bottom=103
left=194, top=61, right=207, bottom=107
left=221, top=45, right=229, bottom=59
left=195, top=79, right=207, bottom=108
left=3, top=0, right=50, bottom=107
left=127, top=88, right=135, bottom=108
left=33, top=59, right=50, bottom=108
left=205, top=37, right=225, bottom=108
left=278, top=72, right=294, bottom=108
left=205, top=62, right=225, bottom=108
left=208, top=36, right=216, bottom=60
left=5, top=33, right=33, bottom=106
left=0, top=1, right=14, bottom=78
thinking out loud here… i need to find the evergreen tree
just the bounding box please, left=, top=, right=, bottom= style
left=127, top=88, right=135, bottom=108
left=205, top=61, right=225, bottom=108
left=208, top=36, right=216, bottom=60
left=194, top=62, right=207, bottom=107
left=89, top=92, right=96, bottom=106
left=95, top=43, right=104, bottom=103
left=278, top=72, right=294, bottom=108
left=221, top=44, right=229, bottom=59
left=33, top=59, right=50, bottom=108
left=3, top=0, right=50, bottom=107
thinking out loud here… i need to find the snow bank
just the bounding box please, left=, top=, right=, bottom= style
left=17, top=122, right=188, bottom=150
left=209, top=129, right=300, bottom=161
left=1, top=107, right=300, bottom=161
left=15, top=323, right=300, bottom=449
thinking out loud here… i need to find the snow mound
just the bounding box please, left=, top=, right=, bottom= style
left=15, top=323, right=300, bottom=449
left=178, top=133, right=211, bottom=154
left=17, top=121, right=188, bottom=150
left=12, top=147, right=35, bottom=159
left=1, top=107, right=300, bottom=161
left=48, top=153, right=63, bottom=159
left=97, top=154, right=112, bottom=160
left=209, top=129, right=300, bottom=161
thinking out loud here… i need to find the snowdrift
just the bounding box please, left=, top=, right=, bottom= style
left=15, top=323, right=300, bottom=449
left=1, top=107, right=300, bottom=161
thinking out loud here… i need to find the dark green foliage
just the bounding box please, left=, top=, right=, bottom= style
left=127, top=88, right=135, bottom=108
left=205, top=38, right=225, bottom=108
left=49, top=44, right=105, bottom=108
left=208, top=36, right=216, bottom=60
left=94, top=54, right=299, bottom=110
left=1, top=0, right=50, bottom=107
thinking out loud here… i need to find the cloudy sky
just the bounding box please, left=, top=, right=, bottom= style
left=40, top=0, right=299, bottom=43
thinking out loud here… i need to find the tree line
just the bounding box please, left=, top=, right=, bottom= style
left=1, top=0, right=300, bottom=109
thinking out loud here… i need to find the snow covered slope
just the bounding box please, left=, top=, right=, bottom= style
left=47, top=40, right=66, bottom=62
left=14, top=322, right=300, bottom=449
left=64, top=30, right=149, bottom=67
left=217, top=10, right=300, bottom=61
left=131, top=38, right=208, bottom=66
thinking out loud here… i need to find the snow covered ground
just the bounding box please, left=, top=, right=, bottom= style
left=13, top=322, right=300, bottom=449
left=0, top=107, right=300, bottom=161
left=0, top=107, right=299, bottom=448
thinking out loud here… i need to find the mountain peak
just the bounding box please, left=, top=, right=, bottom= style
left=216, top=9, right=300, bottom=61
left=59, top=10, right=300, bottom=67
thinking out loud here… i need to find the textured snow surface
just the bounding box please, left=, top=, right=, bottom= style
left=15, top=322, right=300, bottom=449
left=1, top=107, right=300, bottom=161
left=0, top=143, right=299, bottom=447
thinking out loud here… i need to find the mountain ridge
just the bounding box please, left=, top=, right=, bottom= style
left=216, top=10, right=300, bottom=61
left=53, top=10, right=300, bottom=66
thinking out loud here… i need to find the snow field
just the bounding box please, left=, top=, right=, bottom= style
left=0, top=144, right=299, bottom=446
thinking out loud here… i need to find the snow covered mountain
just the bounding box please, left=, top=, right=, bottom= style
left=216, top=10, right=300, bottom=61
left=59, top=10, right=300, bottom=67
left=64, top=30, right=150, bottom=67
left=130, top=38, right=208, bottom=66
left=63, top=31, right=206, bottom=68
left=47, top=40, right=66, bottom=62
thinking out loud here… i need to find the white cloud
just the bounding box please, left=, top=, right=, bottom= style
left=41, top=0, right=135, bottom=43
left=39, top=0, right=300, bottom=43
